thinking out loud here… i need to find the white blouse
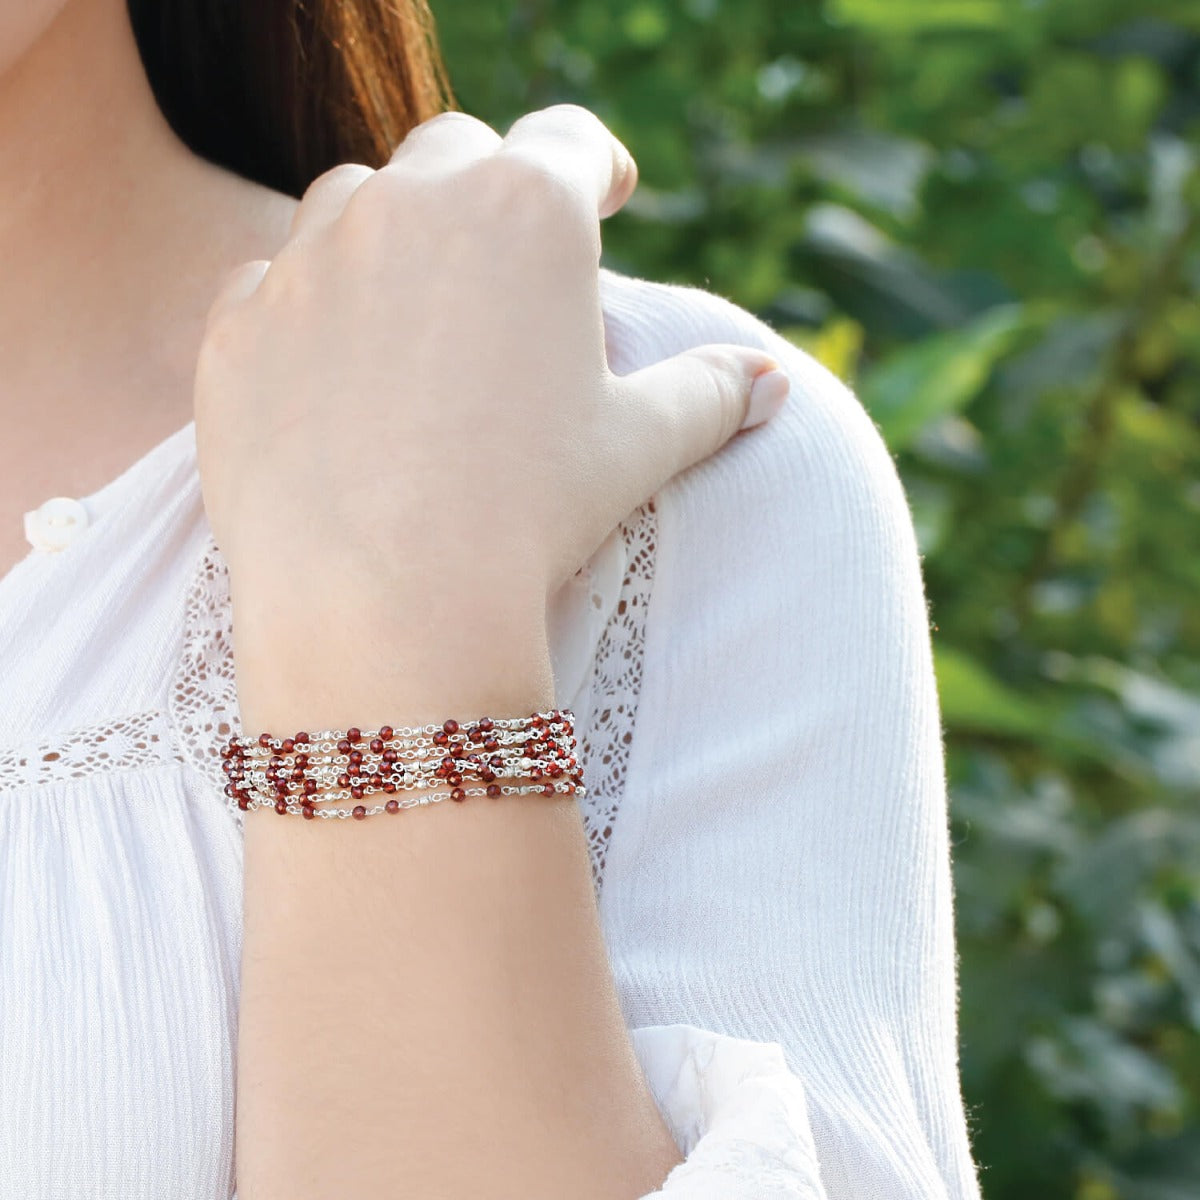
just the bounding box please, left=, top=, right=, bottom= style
left=0, top=266, right=983, bottom=1198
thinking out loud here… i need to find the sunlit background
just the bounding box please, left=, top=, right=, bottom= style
left=433, top=2, right=1200, bottom=1196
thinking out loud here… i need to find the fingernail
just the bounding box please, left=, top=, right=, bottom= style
left=742, top=369, right=791, bottom=430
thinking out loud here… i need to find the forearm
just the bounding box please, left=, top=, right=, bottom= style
left=232, top=590, right=683, bottom=1200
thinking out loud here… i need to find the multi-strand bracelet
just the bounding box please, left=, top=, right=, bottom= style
left=220, top=708, right=585, bottom=820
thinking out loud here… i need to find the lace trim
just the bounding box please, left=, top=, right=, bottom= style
left=0, top=709, right=178, bottom=789
left=577, top=498, right=657, bottom=894
left=164, top=534, right=244, bottom=821
left=0, top=504, right=659, bottom=899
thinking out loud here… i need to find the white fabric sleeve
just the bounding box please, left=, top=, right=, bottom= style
left=595, top=272, right=984, bottom=1199
left=630, top=1023, right=830, bottom=1198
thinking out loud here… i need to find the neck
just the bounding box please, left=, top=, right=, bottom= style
left=0, top=0, right=296, bottom=389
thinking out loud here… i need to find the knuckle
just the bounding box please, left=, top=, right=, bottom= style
left=697, top=350, right=748, bottom=437
left=337, top=169, right=405, bottom=237
left=476, top=153, right=587, bottom=222
left=424, top=109, right=485, bottom=132
left=305, top=160, right=370, bottom=199
left=512, top=102, right=600, bottom=137
left=404, top=109, right=491, bottom=147
left=464, top=156, right=598, bottom=260
left=254, top=253, right=314, bottom=309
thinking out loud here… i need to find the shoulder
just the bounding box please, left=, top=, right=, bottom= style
left=597, top=266, right=920, bottom=563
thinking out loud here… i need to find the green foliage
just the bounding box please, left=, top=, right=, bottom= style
left=432, top=3, right=1200, bottom=1195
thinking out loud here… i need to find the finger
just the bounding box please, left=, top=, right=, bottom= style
left=496, top=104, right=638, bottom=219
left=386, top=109, right=503, bottom=175
left=613, top=344, right=788, bottom=501
left=289, top=162, right=376, bottom=242
left=205, top=259, right=271, bottom=330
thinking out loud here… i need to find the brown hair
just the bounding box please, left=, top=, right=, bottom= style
left=125, top=0, right=457, bottom=199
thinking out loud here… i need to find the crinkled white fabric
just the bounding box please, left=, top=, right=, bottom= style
left=0, top=266, right=983, bottom=1198
left=633, top=1024, right=829, bottom=1198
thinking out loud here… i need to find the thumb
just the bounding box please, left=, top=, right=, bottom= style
left=618, top=343, right=791, bottom=481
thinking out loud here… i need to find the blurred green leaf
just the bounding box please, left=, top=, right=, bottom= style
left=861, top=305, right=1037, bottom=450
left=934, top=643, right=1055, bottom=737
left=830, top=0, right=1010, bottom=32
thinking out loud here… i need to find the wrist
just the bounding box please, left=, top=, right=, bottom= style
left=231, top=583, right=555, bottom=737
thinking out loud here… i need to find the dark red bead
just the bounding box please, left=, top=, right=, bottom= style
left=480, top=767, right=495, bottom=783
left=369, top=774, right=383, bottom=789
left=433, top=730, right=448, bottom=746
left=258, top=733, right=273, bottom=748
left=447, top=771, right=463, bottom=786
left=352, top=805, right=367, bottom=820
left=379, top=725, right=393, bottom=741
left=383, top=749, right=399, bottom=763
left=347, top=727, right=362, bottom=743
left=479, top=718, right=494, bottom=732
left=370, top=738, right=384, bottom=754
left=383, top=781, right=397, bottom=794
left=336, top=738, right=351, bottom=754
left=238, top=796, right=251, bottom=811
left=484, top=738, right=499, bottom=753
left=385, top=798, right=400, bottom=814
left=542, top=783, right=556, bottom=796
left=486, top=783, right=501, bottom=798
left=443, top=719, right=459, bottom=735
left=348, top=750, right=363, bottom=766
left=450, top=787, right=466, bottom=802
left=351, top=785, right=364, bottom=800
left=301, top=803, right=317, bottom=820
left=291, top=769, right=305, bottom=782
left=337, top=773, right=351, bottom=788
left=274, top=798, right=288, bottom=814
left=281, top=738, right=295, bottom=753
left=304, top=779, right=317, bottom=795
left=548, top=763, right=563, bottom=777
left=294, top=732, right=310, bottom=745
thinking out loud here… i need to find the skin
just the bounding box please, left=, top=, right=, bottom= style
left=3, top=1, right=790, bottom=1196
left=0, top=0, right=296, bottom=575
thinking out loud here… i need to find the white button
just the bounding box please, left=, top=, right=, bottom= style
left=23, top=496, right=91, bottom=553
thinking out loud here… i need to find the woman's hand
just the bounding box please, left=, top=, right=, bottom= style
left=193, top=104, right=788, bottom=727
left=213, top=105, right=800, bottom=1199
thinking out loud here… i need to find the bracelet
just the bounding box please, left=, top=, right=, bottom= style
left=220, top=709, right=585, bottom=821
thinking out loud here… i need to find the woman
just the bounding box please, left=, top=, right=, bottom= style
left=0, top=0, right=983, bottom=1196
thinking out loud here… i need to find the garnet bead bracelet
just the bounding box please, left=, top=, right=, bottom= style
left=221, top=709, right=585, bottom=820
